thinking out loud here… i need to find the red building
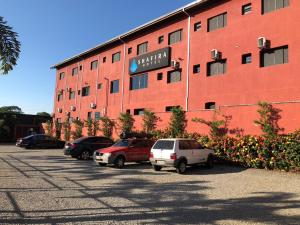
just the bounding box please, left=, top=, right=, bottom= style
left=51, top=0, right=300, bottom=137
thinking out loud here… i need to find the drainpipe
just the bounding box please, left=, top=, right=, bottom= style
left=104, top=77, right=109, bottom=116
left=119, top=37, right=126, bottom=113
left=78, top=58, right=84, bottom=119
left=95, top=55, right=100, bottom=107
left=183, top=8, right=191, bottom=112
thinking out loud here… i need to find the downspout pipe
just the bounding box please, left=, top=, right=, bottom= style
left=182, top=8, right=191, bottom=112
left=119, top=37, right=126, bottom=113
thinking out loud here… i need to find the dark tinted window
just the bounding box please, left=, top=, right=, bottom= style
left=153, top=140, right=174, bottom=150
left=167, top=70, right=181, bottom=83
left=262, top=0, right=289, bottom=14
left=207, top=60, right=227, bottom=76
left=179, top=140, right=191, bottom=150
left=208, top=13, right=227, bottom=32
left=168, top=29, right=182, bottom=45
left=113, top=139, right=131, bottom=147
left=130, top=74, right=148, bottom=90
left=260, top=45, right=288, bottom=67
left=110, top=80, right=119, bottom=93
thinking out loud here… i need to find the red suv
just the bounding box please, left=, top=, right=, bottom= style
left=93, top=138, right=154, bottom=168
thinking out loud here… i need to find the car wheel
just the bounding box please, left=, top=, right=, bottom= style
left=176, top=160, right=187, bottom=174
left=153, top=165, right=162, bottom=171
left=206, top=155, right=214, bottom=169
left=80, top=150, right=91, bottom=160
left=114, top=156, right=125, bottom=169
left=98, top=163, right=107, bottom=166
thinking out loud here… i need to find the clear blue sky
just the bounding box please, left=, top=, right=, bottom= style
left=0, top=0, right=192, bottom=115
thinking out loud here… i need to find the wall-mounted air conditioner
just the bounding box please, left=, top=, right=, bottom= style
left=258, top=37, right=270, bottom=49
left=90, top=103, right=97, bottom=109
left=70, top=106, right=76, bottom=111
left=171, top=60, right=180, bottom=69
left=57, top=108, right=62, bottom=113
left=211, top=49, right=221, bottom=60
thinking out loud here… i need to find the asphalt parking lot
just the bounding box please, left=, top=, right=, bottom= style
left=0, top=145, right=299, bottom=225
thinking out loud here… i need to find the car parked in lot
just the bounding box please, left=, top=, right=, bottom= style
left=93, top=138, right=155, bottom=168
left=64, top=136, right=114, bottom=160
left=150, top=138, right=215, bottom=174
left=16, top=134, right=65, bottom=149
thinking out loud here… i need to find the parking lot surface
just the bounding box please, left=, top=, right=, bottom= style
left=0, top=145, right=299, bottom=225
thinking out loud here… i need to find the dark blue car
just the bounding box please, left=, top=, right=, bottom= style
left=16, top=134, right=65, bottom=149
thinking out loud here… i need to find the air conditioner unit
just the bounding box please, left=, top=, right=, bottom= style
left=171, top=60, right=180, bottom=69
left=258, top=37, right=267, bottom=49
left=70, top=106, right=76, bottom=111
left=66, top=87, right=71, bottom=92
left=90, top=103, right=97, bottom=109
left=57, top=108, right=62, bottom=113
left=65, top=112, right=70, bottom=116
left=211, top=49, right=221, bottom=60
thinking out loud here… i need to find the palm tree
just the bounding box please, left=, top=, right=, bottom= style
left=0, top=16, right=21, bottom=74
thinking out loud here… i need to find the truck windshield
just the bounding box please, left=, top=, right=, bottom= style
left=113, top=139, right=130, bottom=147
left=153, top=140, right=174, bottom=150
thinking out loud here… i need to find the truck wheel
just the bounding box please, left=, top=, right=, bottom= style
left=176, top=160, right=187, bottom=174
left=114, top=156, right=125, bottom=168
left=206, top=155, right=214, bottom=169
left=153, top=165, right=162, bottom=171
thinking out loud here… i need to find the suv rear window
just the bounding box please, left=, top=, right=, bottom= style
left=153, top=140, right=174, bottom=150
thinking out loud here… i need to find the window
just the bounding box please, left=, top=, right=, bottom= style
left=205, top=102, right=216, bottom=110
left=95, top=112, right=101, bottom=121
left=126, top=109, right=131, bottom=114
left=262, top=0, right=289, bottom=14
left=260, top=45, right=288, bottom=67
left=112, top=52, right=121, bottom=63
left=72, top=67, right=78, bottom=76
left=79, top=65, right=83, bottom=70
left=110, top=80, right=119, bottom=93
left=103, top=57, right=106, bottom=63
left=242, top=3, right=252, bottom=15
left=168, top=29, right=182, bottom=45
left=242, top=53, right=252, bottom=64
left=167, top=70, right=181, bottom=83
left=57, top=94, right=63, bottom=101
left=208, top=13, right=227, bottom=32
left=59, top=72, right=65, bottom=80
left=128, top=47, right=132, bottom=54
left=157, top=73, right=163, bottom=80
left=97, top=83, right=102, bottom=89
left=158, top=36, right=164, bottom=44
left=134, top=108, right=144, bottom=115
left=153, top=140, right=174, bottom=150
left=130, top=74, right=148, bottom=90
left=165, top=106, right=180, bottom=112
left=193, top=64, right=200, bottom=74
left=69, top=91, right=75, bottom=99
left=194, top=22, right=201, bottom=31
left=82, top=86, right=90, bottom=97
left=137, top=42, right=148, bottom=55
left=91, top=60, right=98, bottom=70
left=78, top=90, right=81, bottom=95
left=207, top=60, right=227, bottom=76
left=87, top=112, right=92, bottom=119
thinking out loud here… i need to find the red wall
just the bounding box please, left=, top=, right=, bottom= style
left=53, top=0, right=300, bottom=138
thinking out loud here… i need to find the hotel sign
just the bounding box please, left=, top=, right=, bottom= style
left=129, top=47, right=171, bottom=75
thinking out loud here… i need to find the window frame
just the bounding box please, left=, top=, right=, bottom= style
left=112, top=52, right=121, bottom=63
left=137, top=42, right=148, bottom=55
left=207, top=12, right=227, bottom=32
left=168, top=29, right=183, bottom=45
left=167, top=69, right=182, bottom=83
left=90, top=60, right=98, bottom=70
left=110, top=80, right=119, bottom=94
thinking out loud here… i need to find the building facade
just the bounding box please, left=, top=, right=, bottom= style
left=52, top=0, right=300, bottom=136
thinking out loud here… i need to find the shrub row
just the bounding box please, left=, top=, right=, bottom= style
left=192, top=134, right=300, bottom=172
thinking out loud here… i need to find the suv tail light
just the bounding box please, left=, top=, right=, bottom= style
left=150, top=152, right=154, bottom=158
left=170, top=153, right=177, bottom=160
left=70, top=143, right=77, bottom=149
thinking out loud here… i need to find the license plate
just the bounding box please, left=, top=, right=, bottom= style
left=156, top=160, right=165, bottom=165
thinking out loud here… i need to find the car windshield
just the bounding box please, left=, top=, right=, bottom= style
left=113, top=139, right=130, bottom=147
left=153, top=140, right=174, bottom=150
